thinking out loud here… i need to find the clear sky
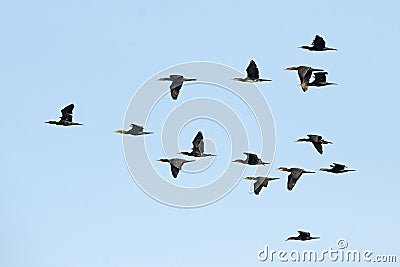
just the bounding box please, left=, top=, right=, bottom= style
left=1, top=0, right=399, bottom=266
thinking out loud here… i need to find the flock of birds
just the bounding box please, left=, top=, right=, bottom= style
left=45, top=35, right=354, bottom=242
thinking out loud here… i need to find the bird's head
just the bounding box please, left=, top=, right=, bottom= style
left=285, top=237, right=297, bottom=241
left=157, top=159, right=169, bottom=163
left=277, top=167, right=289, bottom=172
left=158, top=77, right=170, bottom=81
left=232, top=159, right=245, bottom=164
left=295, top=138, right=307, bottom=142
left=114, top=130, right=124, bottom=134
left=284, top=67, right=298, bottom=71
left=243, top=177, right=255, bottom=181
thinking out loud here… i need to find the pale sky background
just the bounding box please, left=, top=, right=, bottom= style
left=1, top=0, right=399, bottom=266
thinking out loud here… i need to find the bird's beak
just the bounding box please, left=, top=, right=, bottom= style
left=295, top=139, right=301, bottom=142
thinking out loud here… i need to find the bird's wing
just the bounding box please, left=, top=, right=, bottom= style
left=312, top=35, right=326, bottom=48
left=246, top=60, right=259, bottom=80
left=307, top=134, right=321, bottom=141
left=298, top=231, right=311, bottom=237
left=246, top=153, right=259, bottom=164
left=128, top=124, right=143, bottom=134
left=170, top=79, right=184, bottom=90
left=333, top=163, right=346, bottom=170
left=253, top=177, right=265, bottom=193
left=287, top=174, right=297, bottom=191
left=303, top=68, right=313, bottom=84
left=171, top=159, right=185, bottom=169
left=170, top=85, right=182, bottom=100
left=313, top=72, right=327, bottom=83
left=312, top=142, right=323, bottom=154
left=60, top=104, right=74, bottom=121
left=297, top=66, right=310, bottom=83
left=170, top=165, right=180, bottom=178
left=192, top=131, right=204, bottom=153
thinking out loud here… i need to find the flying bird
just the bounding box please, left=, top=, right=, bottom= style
left=299, top=35, right=337, bottom=51
left=244, top=177, right=279, bottom=195
left=45, top=103, right=82, bottom=126
left=157, top=158, right=195, bottom=178
left=178, top=131, right=215, bottom=157
left=286, top=231, right=320, bottom=241
left=284, top=66, right=324, bottom=92
left=277, top=167, right=315, bottom=191
left=233, top=153, right=269, bottom=166
left=307, top=72, right=337, bottom=88
left=158, top=75, right=196, bottom=100
left=233, top=60, right=271, bottom=82
left=114, top=124, right=153, bottom=135
left=296, top=134, right=332, bottom=154
left=319, top=163, right=355, bottom=174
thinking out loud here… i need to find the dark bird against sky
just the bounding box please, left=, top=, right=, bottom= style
left=158, top=75, right=196, bottom=100
left=114, top=124, right=153, bottom=135
left=178, top=131, right=215, bottom=157
left=286, top=231, right=320, bottom=241
left=296, top=134, right=332, bottom=154
left=299, top=35, right=337, bottom=51
left=45, top=103, right=82, bottom=126
left=233, top=153, right=269, bottom=166
left=244, top=177, right=279, bottom=195
left=277, top=167, right=315, bottom=191
left=157, top=158, right=195, bottom=178
left=284, top=66, right=324, bottom=92
left=319, top=163, right=356, bottom=174
left=233, top=60, right=271, bottom=83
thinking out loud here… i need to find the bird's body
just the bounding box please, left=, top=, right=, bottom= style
left=157, top=158, right=195, bottom=178
left=284, top=66, right=324, bottom=92
left=299, top=35, right=337, bottom=51
left=233, top=153, right=269, bottom=166
left=233, top=60, right=271, bottom=83
left=307, top=72, right=337, bottom=88
left=178, top=131, right=215, bottom=157
left=158, top=75, right=196, bottom=100
left=296, top=134, right=332, bottom=154
left=277, top=167, right=315, bottom=191
left=45, top=104, right=82, bottom=126
left=244, top=177, right=279, bottom=195
left=286, top=231, right=320, bottom=241
left=114, top=124, right=153, bottom=135
left=320, top=163, right=355, bottom=174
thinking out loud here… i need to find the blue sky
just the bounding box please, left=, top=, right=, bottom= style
left=1, top=0, right=399, bottom=266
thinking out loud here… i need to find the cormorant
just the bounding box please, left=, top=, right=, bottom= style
left=299, top=35, right=337, bottom=51
left=286, top=231, right=320, bottom=241
left=45, top=103, right=82, bottom=126
left=284, top=66, right=324, bottom=92
left=277, top=167, right=315, bottom=191
left=244, top=177, right=279, bottom=195
left=296, top=134, right=332, bottom=154
left=178, top=131, right=215, bottom=157
left=319, top=163, right=355, bottom=174
left=158, top=75, right=196, bottom=100
left=233, top=153, right=269, bottom=166
left=157, top=158, right=195, bottom=178
left=233, top=60, right=271, bottom=82
left=114, top=124, right=153, bottom=135
left=307, top=72, right=337, bottom=88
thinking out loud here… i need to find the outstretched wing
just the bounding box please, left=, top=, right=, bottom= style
left=253, top=178, right=266, bottom=195
left=170, top=85, right=182, bottom=100
left=170, top=165, right=180, bottom=178
left=313, top=72, right=327, bottom=84
left=192, top=131, right=204, bottom=153
left=312, top=35, right=326, bottom=49
left=245, top=153, right=259, bottom=165
left=60, top=104, right=74, bottom=122
left=128, top=124, right=144, bottom=134
left=312, top=142, right=323, bottom=154
left=246, top=60, right=259, bottom=80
